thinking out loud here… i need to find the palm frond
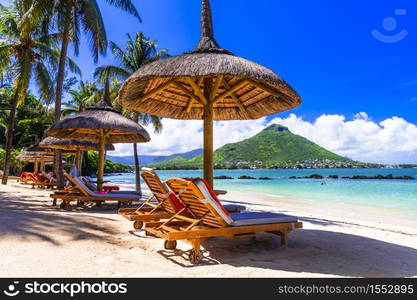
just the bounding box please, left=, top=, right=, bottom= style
left=105, top=0, right=141, bottom=21
left=35, top=43, right=81, bottom=76
left=93, top=65, right=130, bottom=82
left=33, top=61, right=54, bottom=104
left=0, top=43, right=12, bottom=71
left=109, top=41, right=130, bottom=68
left=13, top=57, right=32, bottom=107
left=79, top=0, right=107, bottom=63
left=0, top=4, right=19, bottom=37
left=65, top=54, right=82, bottom=75
left=93, top=31, right=169, bottom=132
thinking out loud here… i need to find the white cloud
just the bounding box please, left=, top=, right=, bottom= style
left=109, top=113, right=417, bottom=164
left=110, top=118, right=266, bottom=157
left=268, top=113, right=417, bottom=164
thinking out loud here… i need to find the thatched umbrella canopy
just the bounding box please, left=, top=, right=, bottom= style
left=45, top=79, right=150, bottom=191
left=26, top=145, right=75, bottom=156
left=16, top=151, right=58, bottom=173
left=119, top=0, right=302, bottom=186
left=26, top=145, right=55, bottom=155
left=26, top=144, right=75, bottom=173
left=17, top=152, right=54, bottom=161
left=39, top=137, right=115, bottom=175
left=39, top=137, right=115, bottom=152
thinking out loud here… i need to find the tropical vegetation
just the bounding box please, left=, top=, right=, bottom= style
left=94, top=32, right=168, bottom=190
left=82, top=151, right=133, bottom=176
left=0, top=0, right=80, bottom=184
left=0, top=0, right=168, bottom=190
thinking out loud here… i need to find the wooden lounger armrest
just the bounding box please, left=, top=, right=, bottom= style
left=119, top=212, right=173, bottom=222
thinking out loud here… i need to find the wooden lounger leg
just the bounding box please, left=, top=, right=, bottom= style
left=280, top=230, right=288, bottom=246
left=269, top=229, right=289, bottom=246
left=188, top=239, right=204, bottom=264
left=60, top=200, right=68, bottom=209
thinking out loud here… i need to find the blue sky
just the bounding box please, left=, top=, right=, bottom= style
left=70, top=0, right=417, bottom=124
left=3, top=0, right=415, bottom=123
left=2, top=0, right=417, bottom=162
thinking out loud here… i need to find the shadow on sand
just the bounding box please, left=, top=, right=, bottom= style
left=155, top=221, right=417, bottom=277
left=2, top=188, right=416, bottom=277
left=0, top=191, right=121, bottom=245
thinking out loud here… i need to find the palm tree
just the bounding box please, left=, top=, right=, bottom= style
left=61, top=81, right=98, bottom=116
left=94, top=32, right=168, bottom=191
left=0, top=2, right=80, bottom=184
left=49, top=0, right=140, bottom=188
left=20, top=0, right=141, bottom=187
left=0, top=89, right=11, bottom=148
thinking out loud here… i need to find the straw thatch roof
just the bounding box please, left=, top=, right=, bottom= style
left=26, top=145, right=55, bottom=154
left=119, top=0, right=301, bottom=120
left=26, top=144, right=75, bottom=156
left=16, top=151, right=54, bottom=161
left=39, top=137, right=115, bottom=151
left=45, top=80, right=151, bottom=144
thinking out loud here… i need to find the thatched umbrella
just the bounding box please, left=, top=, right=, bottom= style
left=24, top=145, right=74, bottom=173
left=39, top=137, right=115, bottom=176
left=26, top=145, right=75, bottom=156
left=118, top=0, right=302, bottom=186
left=45, top=79, right=150, bottom=191
left=16, top=151, right=58, bottom=173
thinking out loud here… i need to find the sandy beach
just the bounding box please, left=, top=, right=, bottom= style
left=0, top=182, right=416, bottom=278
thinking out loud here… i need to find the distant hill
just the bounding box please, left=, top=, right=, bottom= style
left=108, top=148, right=203, bottom=166
left=148, top=124, right=350, bottom=169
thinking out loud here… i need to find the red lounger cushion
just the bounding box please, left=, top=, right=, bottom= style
left=27, top=173, right=39, bottom=182
left=169, top=192, right=185, bottom=211
left=103, top=185, right=120, bottom=191
left=184, top=177, right=231, bottom=217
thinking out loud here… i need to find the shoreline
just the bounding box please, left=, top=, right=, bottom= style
left=141, top=167, right=417, bottom=171
left=116, top=180, right=417, bottom=234
left=223, top=189, right=417, bottom=236
left=0, top=182, right=416, bottom=277
left=116, top=180, right=417, bottom=236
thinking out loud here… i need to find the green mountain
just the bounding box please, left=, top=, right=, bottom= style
left=147, top=124, right=350, bottom=170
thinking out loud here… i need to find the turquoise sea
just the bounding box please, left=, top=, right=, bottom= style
left=104, top=168, right=417, bottom=217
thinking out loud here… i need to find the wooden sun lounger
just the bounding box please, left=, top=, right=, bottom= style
left=144, top=178, right=302, bottom=264
left=20, top=172, right=56, bottom=189
left=42, top=172, right=57, bottom=184
left=50, top=173, right=142, bottom=208
left=18, top=172, right=33, bottom=184
left=118, top=169, right=245, bottom=230
left=118, top=169, right=184, bottom=229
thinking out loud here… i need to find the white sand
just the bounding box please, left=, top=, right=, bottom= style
left=0, top=182, right=416, bottom=278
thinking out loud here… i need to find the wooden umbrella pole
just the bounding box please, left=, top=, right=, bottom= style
left=97, top=129, right=106, bottom=191
left=203, top=78, right=214, bottom=187
left=78, top=150, right=83, bottom=176
left=40, top=160, right=45, bottom=173
left=34, top=159, right=39, bottom=174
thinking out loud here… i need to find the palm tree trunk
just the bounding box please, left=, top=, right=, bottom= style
left=53, top=17, right=71, bottom=190
left=133, top=113, right=141, bottom=191
left=133, top=143, right=141, bottom=191
left=1, top=93, right=18, bottom=185
left=2, top=49, right=31, bottom=185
